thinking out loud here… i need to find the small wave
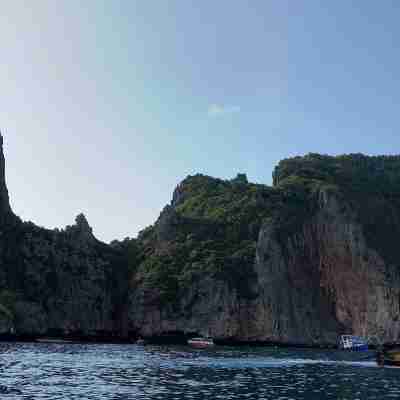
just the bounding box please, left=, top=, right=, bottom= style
left=0, top=385, right=23, bottom=395
left=178, top=356, right=379, bottom=369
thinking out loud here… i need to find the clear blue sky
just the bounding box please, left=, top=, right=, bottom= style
left=1, top=1, right=400, bottom=242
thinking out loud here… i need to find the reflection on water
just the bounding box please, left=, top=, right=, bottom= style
left=0, top=342, right=398, bottom=399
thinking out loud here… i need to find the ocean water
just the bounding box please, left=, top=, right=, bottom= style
left=0, top=342, right=398, bottom=399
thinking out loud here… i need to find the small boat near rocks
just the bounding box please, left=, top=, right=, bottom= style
left=187, top=337, right=214, bottom=348
left=136, top=337, right=147, bottom=345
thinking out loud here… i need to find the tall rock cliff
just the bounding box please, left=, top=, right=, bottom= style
left=0, top=134, right=13, bottom=222
left=129, top=155, right=400, bottom=345
left=256, top=154, right=400, bottom=344
left=0, top=135, right=128, bottom=337
left=1, top=132, right=400, bottom=346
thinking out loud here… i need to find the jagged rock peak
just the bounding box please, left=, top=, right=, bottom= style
left=75, top=213, right=92, bottom=232
left=65, top=213, right=94, bottom=239
left=171, top=173, right=236, bottom=207
left=0, top=132, right=11, bottom=217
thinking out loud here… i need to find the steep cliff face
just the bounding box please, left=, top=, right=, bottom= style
left=2, top=132, right=400, bottom=345
left=256, top=154, right=400, bottom=344
left=129, top=154, right=400, bottom=345
left=252, top=187, right=399, bottom=344
left=0, top=135, right=13, bottom=223
left=0, top=135, right=127, bottom=337
left=129, top=174, right=275, bottom=339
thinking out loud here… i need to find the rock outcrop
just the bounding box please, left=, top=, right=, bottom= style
left=0, top=134, right=128, bottom=337
left=1, top=132, right=400, bottom=346
left=129, top=155, right=400, bottom=345
left=0, top=134, right=13, bottom=222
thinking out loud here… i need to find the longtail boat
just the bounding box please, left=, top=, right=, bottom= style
left=187, top=337, right=214, bottom=348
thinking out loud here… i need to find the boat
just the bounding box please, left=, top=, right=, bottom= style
left=338, top=335, right=368, bottom=351
left=187, top=337, right=215, bottom=348
left=376, top=343, right=400, bottom=366
left=136, top=337, right=147, bottom=345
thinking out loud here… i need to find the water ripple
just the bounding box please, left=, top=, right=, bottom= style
left=0, top=343, right=398, bottom=399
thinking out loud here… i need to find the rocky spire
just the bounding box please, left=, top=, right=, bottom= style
left=0, top=132, right=12, bottom=218
left=75, top=213, right=93, bottom=235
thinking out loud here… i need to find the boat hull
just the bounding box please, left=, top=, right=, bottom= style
left=351, top=344, right=368, bottom=351
left=338, top=335, right=368, bottom=351
left=187, top=339, right=214, bottom=348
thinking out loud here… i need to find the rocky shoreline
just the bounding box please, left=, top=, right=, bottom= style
left=0, top=331, right=340, bottom=349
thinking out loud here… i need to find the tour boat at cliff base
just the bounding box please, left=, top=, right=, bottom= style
left=338, top=335, right=368, bottom=351
left=187, top=337, right=215, bottom=348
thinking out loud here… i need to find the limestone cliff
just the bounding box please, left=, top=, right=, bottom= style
left=0, top=134, right=128, bottom=337
left=0, top=134, right=13, bottom=222
left=2, top=132, right=400, bottom=346
left=129, top=154, right=400, bottom=345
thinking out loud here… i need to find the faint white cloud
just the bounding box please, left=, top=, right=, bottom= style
left=208, top=104, right=241, bottom=117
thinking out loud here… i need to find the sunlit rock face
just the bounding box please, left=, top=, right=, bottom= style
left=251, top=187, right=400, bottom=345
left=128, top=155, right=400, bottom=345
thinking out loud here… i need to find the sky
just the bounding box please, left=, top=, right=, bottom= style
left=1, top=1, right=400, bottom=242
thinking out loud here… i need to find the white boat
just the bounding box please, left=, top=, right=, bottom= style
left=338, top=335, right=368, bottom=351
left=187, top=337, right=214, bottom=348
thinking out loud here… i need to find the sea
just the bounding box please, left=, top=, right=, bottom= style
left=0, top=342, right=398, bottom=399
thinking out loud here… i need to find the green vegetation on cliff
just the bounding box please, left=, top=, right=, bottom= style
left=133, top=174, right=276, bottom=305
left=2, top=132, right=400, bottom=341
left=274, top=153, right=400, bottom=193
left=274, top=153, right=400, bottom=266
left=132, top=172, right=321, bottom=308
left=0, top=215, right=128, bottom=335
left=132, top=154, right=400, bottom=315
